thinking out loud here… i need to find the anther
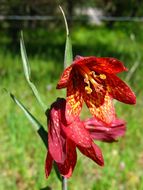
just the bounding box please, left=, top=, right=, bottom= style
left=85, top=86, right=92, bottom=94
left=91, top=71, right=97, bottom=78
left=99, top=74, right=106, bottom=80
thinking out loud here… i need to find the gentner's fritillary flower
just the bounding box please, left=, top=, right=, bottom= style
left=45, top=98, right=104, bottom=178
left=57, top=56, right=136, bottom=124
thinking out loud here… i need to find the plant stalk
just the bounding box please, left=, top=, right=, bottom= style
left=62, top=176, right=67, bottom=190
left=60, top=5, right=73, bottom=190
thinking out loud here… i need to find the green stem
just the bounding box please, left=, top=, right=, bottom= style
left=62, top=176, right=67, bottom=190
left=59, top=6, right=73, bottom=190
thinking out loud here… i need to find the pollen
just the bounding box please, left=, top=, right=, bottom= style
left=107, top=86, right=111, bottom=92
left=91, top=71, right=97, bottom=78
left=84, top=74, right=93, bottom=94
left=99, top=74, right=106, bottom=80
left=84, top=74, right=89, bottom=84
left=85, top=86, right=92, bottom=94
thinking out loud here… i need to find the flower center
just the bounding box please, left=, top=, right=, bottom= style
left=78, top=66, right=106, bottom=94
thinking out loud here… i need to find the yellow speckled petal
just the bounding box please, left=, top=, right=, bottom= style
left=66, top=77, right=83, bottom=121
left=106, top=74, right=136, bottom=104
left=57, top=65, right=73, bottom=89
left=84, top=93, right=115, bottom=124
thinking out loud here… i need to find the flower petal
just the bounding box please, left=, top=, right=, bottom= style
left=62, top=117, right=92, bottom=148
left=45, top=152, right=53, bottom=178
left=84, top=93, right=116, bottom=124
left=78, top=142, right=104, bottom=166
left=66, top=76, right=83, bottom=121
left=106, top=74, right=136, bottom=104
left=83, top=83, right=106, bottom=108
left=84, top=116, right=107, bottom=127
left=57, top=140, right=77, bottom=178
left=57, top=65, right=73, bottom=89
left=47, top=100, right=67, bottom=163
left=84, top=117, right=126, bottom=142
left=92, top=57, right=127, bottom=74
left=74, top=56, right=127, bottom=74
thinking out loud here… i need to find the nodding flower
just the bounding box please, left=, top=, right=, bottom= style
left=45, top=98, right=104, bottom=178
left=57, top=56, right=136, bottom=124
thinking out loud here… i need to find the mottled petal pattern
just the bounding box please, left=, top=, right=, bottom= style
left=57, top=66, right=72, bottom=89
left=92, top=57, right=128, bottom=74
left=106, top=74, right=136, bottom=104
left=84, top=93, right=115, bottom=124
left=78, top=142, right=104, bottom=166
left=66, top=74, right=83, bottom=120
left=74, top=56, right=127, bottom=74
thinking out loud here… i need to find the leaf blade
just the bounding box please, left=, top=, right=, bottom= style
left=10, top=92, right=49, bottom=148
left=64, top=35, right=73, bottom=67
left=59, top=6, right=73, bottom=68
left=10, top=93, right=42, bottom=131
left=20, top=33, right=46, bottom=111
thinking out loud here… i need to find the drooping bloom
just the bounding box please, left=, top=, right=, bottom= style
left=45, top=98, right=104, bottom=178
left=84, top=117, right=126, bottom=142
left=57, top=56, right=136, bottom=124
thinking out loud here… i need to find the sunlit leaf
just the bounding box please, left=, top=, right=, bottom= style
left=59, top=6, right=73, bottom=68
left=64, top=36, right=73, bottom=67
left=20, top=32, right=46, bottom=111
left=10, top=92, right=48, bottom=147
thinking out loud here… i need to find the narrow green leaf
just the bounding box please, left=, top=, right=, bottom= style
left=10, top=93, right=42, bottom=131
left=20, top=32, right=47, bottom=111
left=10, top=92, right=48, bottom=147
left=20, top=32, right=31, bottom=80
left=64, top=35, right=73, bottom=67
left=59, top=6, right=73, bottom=68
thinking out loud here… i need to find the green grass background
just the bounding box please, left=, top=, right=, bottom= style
left=0, top=23, right=143, bottom=190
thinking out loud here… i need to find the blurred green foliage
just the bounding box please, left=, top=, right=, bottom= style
left=0, top=22, right=143, bottom=189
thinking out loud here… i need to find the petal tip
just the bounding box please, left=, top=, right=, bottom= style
left=100, top=161, right=104, bottom=167
left=132, top=96, right=136, bottom=104
left=128, top=93, right=136, bottom=105
left=97, top=155, right=104, bottom=167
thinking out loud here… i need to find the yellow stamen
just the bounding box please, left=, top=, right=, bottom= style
left=91, top=71, right=97, bottom=78
left=99, top=74, right=106, bottom=79
left=84, top=74, right=92, bottom=94
left=85, top=86, right=92, bottom=94
left=78, top=66, right=106, bottom=94
left=107, top=86, right=111, bottom=92
left=90, top=78, right=98, bottom=86
left=84, top=74, right=90, bottom=85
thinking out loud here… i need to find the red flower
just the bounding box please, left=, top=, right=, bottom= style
left=57, top=56, right=136, bottom=124
left=45, top=98, right=104, bottom=178
left=84, top=117, right=126, bottom=142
